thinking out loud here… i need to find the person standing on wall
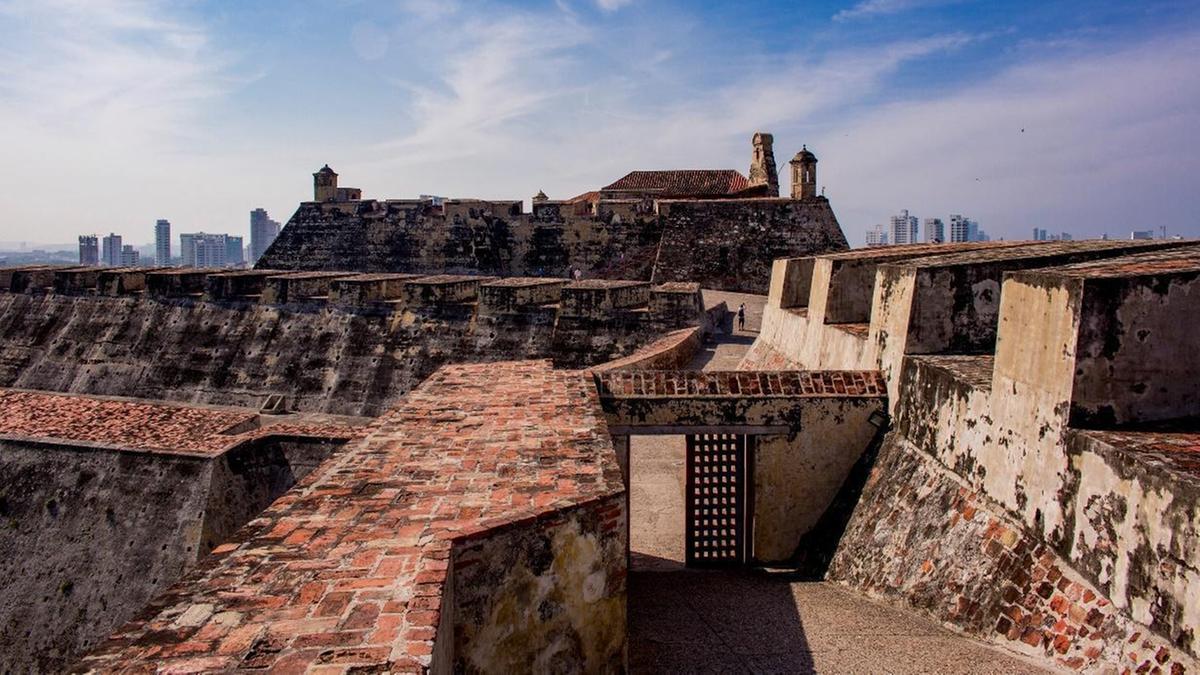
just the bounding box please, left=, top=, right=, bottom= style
left=737, top=303, right=746, bottom=331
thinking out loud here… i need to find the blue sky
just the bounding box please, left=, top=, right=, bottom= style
left=0, top=0, right=1197, bottom=246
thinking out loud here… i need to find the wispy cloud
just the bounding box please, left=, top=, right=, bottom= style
left=833, top=0, right=948, bottom=22
left=818, top=31, right=1200, bottom=241
left=595, top=0, right=634, bottom=11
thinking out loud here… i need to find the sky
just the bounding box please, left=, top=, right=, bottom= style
left=0, top=0, right=1197, bottom=247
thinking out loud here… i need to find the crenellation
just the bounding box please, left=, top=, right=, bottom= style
left=145, top=268, right=215, bottom=298
left=203, top=269, right=285, bottom=301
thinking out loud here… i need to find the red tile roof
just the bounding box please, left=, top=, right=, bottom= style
left=601, top=170, right=750, bottom=197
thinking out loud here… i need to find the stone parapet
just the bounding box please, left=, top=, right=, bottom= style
left=146, top=268, right=213, bottom=298
left=261, top=271, right=359, bottom=304
left=560, top=280, right=650, bottom=319
left=478, top=277, right=566, bottom=315
left=402, top=274, right=497, bottom=307
left=204, top=269, right=285, bottom=301
left=328, top=273, right=424, bottom=307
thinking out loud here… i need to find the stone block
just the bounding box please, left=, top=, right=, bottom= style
left=99, top=268, right=154, bottom=296
left=262, top=271, right=357, bottom=304
left=53, top=268, right=103, bottom=295
left=204, top=270, right=284, bottom=301
left=478, top=278, right=566, bottom=315
left=329, top=273, right=423, bottom=307
left=146, top=269, right=212, bottom=298
left=649, top=282, right=702, bottom=323
left=559, top=280, right=650, bottom=319
left=401, top=274, right=496, bottom=307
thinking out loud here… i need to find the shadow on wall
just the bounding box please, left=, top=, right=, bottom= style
left=628, top=560, right=814, bottom=672
left=785, top=421, right=890, bottom=579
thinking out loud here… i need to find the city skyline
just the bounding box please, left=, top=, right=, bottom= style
left=0, top=1, right=1196, bottom=246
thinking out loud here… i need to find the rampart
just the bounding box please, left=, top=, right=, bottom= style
left=255, top=196, right=847, bottom=294
left=0, top=268, right=710, bottom=417
left=0, top=389, right=362, bottom=672
left=745, top=240, right=1200, bottom=672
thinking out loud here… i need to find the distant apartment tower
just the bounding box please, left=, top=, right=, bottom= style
left=155, top=219, right=171, bottom=265
left=1131, top=229, right=1155, bottom=240
left=180, top=233, right=231, bottom=268
left=101, top=233, right=122, bottom=266
left=120, top=245, right=139, bottom=267
left=949, top=214, right=980, bottom=243
left=924, top=218, right=944, bottom=243
left=225, top=236, right=245, bottom=266
left=890, top=210, right=919, bottom=245
left=78, top=235, right=99, bottom=266
left=865, top=224, right=889, bottom=247
left=249, top=208, right=281, bottom=262
left=1034, top=228, right=1073, bottom=242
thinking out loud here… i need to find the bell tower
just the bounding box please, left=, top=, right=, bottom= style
left=789, top=146, right=817, bottom=199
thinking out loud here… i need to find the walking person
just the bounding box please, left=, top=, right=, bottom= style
left=737, top=303, right=746, bottom=331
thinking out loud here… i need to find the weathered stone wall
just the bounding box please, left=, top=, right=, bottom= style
left=0, top=292, right=694, bottom=417
left=0, top=435, right=343, bottom=673
left=752, top=398, right=881, bottom=562
left=651, top=197, right=847, bottom=294
left=257, top=197, right=847, bottom=293
left=827, top=434, right=1196, bottom=673
left=448, top=498, right=626, bottom=673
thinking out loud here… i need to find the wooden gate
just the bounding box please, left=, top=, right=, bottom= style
left=685, top=433, right=750, bottom=566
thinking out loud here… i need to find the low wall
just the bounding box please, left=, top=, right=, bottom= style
left=447, top=496, right=626, bottom=673
left=0, top=434, right=345, bottom=673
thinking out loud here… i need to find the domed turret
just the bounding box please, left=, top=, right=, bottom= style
left=313, top=165, right=338, bottom=202
left=789, top=146, right=817, bottom=199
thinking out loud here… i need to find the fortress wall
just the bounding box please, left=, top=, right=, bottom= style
left=827, top=433, right=1195, bottom=673
left=257, top=197, right=848, bottom=293
left=0, top=431, right=346, bottom=673
left=650, top=198, right=848, bottom=294
left=0, top=440, right=214, bottom=673
left=0, top=290, right=695, bottom=417
left=448, top=497, right=626, bottom=674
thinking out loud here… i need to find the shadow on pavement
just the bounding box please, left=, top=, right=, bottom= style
left=628, top=557, right=815, bottom=674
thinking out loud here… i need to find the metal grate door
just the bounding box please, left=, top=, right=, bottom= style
left=685, top=433, right=749, bottom=566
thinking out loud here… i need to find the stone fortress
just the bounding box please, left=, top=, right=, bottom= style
left=0, top=134, right=1194, bottom=673
left=257, top=133, right=846, bottom=294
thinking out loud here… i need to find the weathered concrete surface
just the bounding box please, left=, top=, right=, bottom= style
left=629, top=569, right=1053, bottom=674
left=629, top=435, right=687, bottom=569
left=0, top=290, right=698, bottom=416
left=257, top=195, right=848, bottom=294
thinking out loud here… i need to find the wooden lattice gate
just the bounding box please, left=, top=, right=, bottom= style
left=685, top=433, right=751, bottom=566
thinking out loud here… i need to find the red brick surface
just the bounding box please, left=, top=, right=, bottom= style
left=596, top=369, right=885, bottom=399
left=0, top=389, right=255, bottom=455
left=0, top=389, right=363, bottom=457
left=75, top=360, right=623, bottom=673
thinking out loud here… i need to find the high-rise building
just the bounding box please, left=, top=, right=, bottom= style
left=949, top=214, right=981, bottom=243
left=889, top=210, right=918, bottom=245
left=249, top=208, right=281, bottom=262
left=120, top=245, right=139, bottom=267
left=180, top=233, right=231, bottom=268
left=101, top=233, right=122, bottom=266
left=924, top=218, right=944, bottom=243
left=865, top=224, right=889, bottom=247
left=155, top=219, right=171, bottom=266
left=1131, top=230, right=1155, bottom=240
left=225, top=236, right=245, bottom=266
left=78, top=235, right=99, bottom=266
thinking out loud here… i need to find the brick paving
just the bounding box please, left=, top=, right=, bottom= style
left=0, top=388, right=364, bottom=457
left=75, top=360, right=623, bottom=673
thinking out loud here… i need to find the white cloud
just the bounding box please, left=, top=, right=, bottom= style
left=816, top=32, right=1200, bottom=242
left=596, top=0, right=634, bottom=11
left=833, top=0, right=947, bottom=22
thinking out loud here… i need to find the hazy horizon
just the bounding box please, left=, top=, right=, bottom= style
left=1, top=0, right=1197, bottom=247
